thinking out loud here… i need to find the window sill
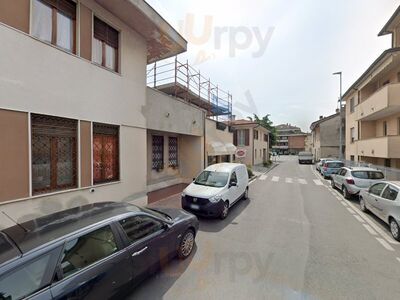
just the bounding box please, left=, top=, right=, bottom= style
left=0, top=181, right=122, bottom=206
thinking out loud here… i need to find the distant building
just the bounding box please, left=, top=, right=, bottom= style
left=273, top=124, right=307, bottom=154
left=305, top=133, right=313, bottom=153
left=231, top=120, right=270, bottom=166
left=310, top=111, right=345, bottom=161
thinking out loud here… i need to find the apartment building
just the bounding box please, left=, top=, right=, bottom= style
left=344, top=6, right=400, bottom=167
left=310, top=111, right=345, bottom=161
left=273, top=124, right=307, bottom=154
left=231, top=120, right=270, bottom=166
left=0, top=0, right=186, bottom=228
left=144, top=57, right=234, bottom=202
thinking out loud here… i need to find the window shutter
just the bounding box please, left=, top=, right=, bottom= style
left=41, top=0, right=76, bottom=19
left=233, top=130, right=237, bottom=146
left=245, top=129, right=249, bottom=146
left=94, top=17, right=119, bottom=49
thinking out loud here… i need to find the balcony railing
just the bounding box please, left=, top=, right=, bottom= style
left=355, top=83, right=400, bottom=121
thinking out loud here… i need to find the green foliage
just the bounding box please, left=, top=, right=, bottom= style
left=248, top=114, right=277, bottom=146
left=247, top=166, right=254, bottom=178
left=263, top=159, right=272, bottom=167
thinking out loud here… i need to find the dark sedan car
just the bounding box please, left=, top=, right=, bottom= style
left=0, top=202, right=198, bottom=300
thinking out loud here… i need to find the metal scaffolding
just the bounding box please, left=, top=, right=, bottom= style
left=147, top=57, right=233, bottom=122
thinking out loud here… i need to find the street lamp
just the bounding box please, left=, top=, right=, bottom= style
left=333, top=71, right=343, bottom=160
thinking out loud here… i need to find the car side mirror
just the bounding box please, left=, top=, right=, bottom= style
left=193, top=178, right=196, bottom=181
left=230, top=181, right=237, bottom=187
left=162, top=223, right=171, bottom=230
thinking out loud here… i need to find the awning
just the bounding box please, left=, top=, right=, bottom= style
left=207, top=141, right=237, bottom=156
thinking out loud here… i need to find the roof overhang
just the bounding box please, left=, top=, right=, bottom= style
left=95, top=0, right=187, bottom=63
left=379, top=5, right=400, bottom=36
left=342, top=48, right=400, bottom=99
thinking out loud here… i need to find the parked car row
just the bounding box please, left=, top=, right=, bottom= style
left=0, top=163, right=249, bottom=299
left=315, top=159, right=400, bottom=242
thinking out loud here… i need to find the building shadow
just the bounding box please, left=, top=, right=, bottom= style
left=198, top=198, right=250, bottom=233
left=125, top=245, right=197, bottom=299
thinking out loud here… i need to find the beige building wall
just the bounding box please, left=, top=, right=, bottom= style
left=144, top=88, right=205, bottom=192
left=0, top=0, right=155, bottom=228
left=205, top=119, right=235, bottom=165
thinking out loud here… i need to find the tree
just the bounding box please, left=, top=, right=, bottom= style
left=248, top=114, right=277, bottom=146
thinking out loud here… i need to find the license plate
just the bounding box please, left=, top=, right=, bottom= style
left=190, top=204, right=200, bottom=210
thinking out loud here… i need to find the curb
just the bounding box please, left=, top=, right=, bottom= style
left=249, top=163, right=278, bottom=184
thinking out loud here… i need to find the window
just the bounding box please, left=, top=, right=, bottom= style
left=119, top=216, right=164, bottom=244
left=255, top=149, right=257, bottom=158
left=60, top=226, right=118, bottom=277
left=152, top=135, right=164, bottom=170
left=93, top=17, right=119, bottom=72
left=31, top=114, right=77, bottom=194
left=230, top=172, right=237, bottom=184
left=382, top=185, right=399, bottom=201
left=0, top=250, right=59, bottom=300
left=369, top=183, right=387, bottom=196
left=264, top=134, right=268, bottom=142
left=32, top=0, right=76, bottom=53
left=350, top=98, right=355, bottom=113
left=350, top=155, right=355, bottom=161
left=237, top=129, right=249, bottom=146
left=383, top=121, right=388, bottom=136
left=350, top=127, right=355, bottom=143
left=168, top=137, right=178, bottom=168
left=254, top=130, right=259, bottom=140
left=93, top=124, right=119, bottom=184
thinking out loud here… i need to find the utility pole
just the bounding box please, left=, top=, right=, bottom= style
left=333, top=72, right=343, bottom=160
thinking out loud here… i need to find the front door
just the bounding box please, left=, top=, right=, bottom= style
left=118, top=215, right=176, bottom=284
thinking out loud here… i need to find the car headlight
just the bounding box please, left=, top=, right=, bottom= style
left=209, top=195, right=222, bottom=203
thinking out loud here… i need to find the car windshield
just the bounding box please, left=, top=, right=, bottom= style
left=352, top=171, right=384, bottom=179
left=194, top=171, right=229, bottom=187
left=327, top=162, right=344, bottom=168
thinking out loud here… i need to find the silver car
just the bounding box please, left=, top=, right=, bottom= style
left=316, top=158, right=335, bottom=173
left=331, top=167, right=385, bottom=199
left=359, top=181, right=400, bottom=241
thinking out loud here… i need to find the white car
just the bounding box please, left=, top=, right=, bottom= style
left=181, top=163, right=249, bottom=219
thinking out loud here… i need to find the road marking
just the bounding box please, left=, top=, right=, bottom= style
left=341, top=201, right=349, bottom=207
left=313, top=179, right=323, bottom=186
left=298, top=179, right=307, bottom=185
left=345, top=200, right=400, bottom=245
left=353, top=215, right=365, bottom=223
left=396, top=257, right=400, bottom=263
left=272, top=176, right=279, bottom=182
left=259, top=175, right=268, bottom=181
left=285, top=177, right=293, bottom=183
left=376, top=237, right=395, bottom=251
left=363, top=224, right=377, bottom=235
left=346, top=207, right=356, bottom=214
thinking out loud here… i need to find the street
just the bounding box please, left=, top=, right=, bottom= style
left=129, top=156, right=400, bottom=299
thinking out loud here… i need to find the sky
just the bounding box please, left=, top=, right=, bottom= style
left=146, top=0, right=399, bottom=132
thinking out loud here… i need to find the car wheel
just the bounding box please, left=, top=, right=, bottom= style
left=331, top=179, right=336, bottom=189
left=243, top=187, right=249, bottom=200
left=390, top=218, right=400, bottom=242
left=342, top=186, right=351, bottom=199
left=178, top=229, right=195, bottom=259
left=359, top=197, right=368, bottom=212
left=220, top=201, right=229, bottom=219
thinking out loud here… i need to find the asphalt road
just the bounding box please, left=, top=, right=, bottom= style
left=128, top=156, right=400, bottom=299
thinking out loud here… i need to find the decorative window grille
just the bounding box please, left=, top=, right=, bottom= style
left=93, top=123, right=119, bottom=184
left=31, top=114, right=77, bottom=194
left=168, top=137, right=178, bottom=167
left=152, top=136, right=164, bottom=170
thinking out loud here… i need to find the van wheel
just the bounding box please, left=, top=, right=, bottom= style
left=220, top=201, right=229, bottom=219
left=331, top=180, right=336, bottom=189
left=243, top=187, right=249, bottom=200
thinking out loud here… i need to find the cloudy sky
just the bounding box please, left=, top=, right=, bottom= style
left=147, top=0, right=398, bottom=131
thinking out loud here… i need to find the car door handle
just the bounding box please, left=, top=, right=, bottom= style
left=132, top=246, right=148, bottom=257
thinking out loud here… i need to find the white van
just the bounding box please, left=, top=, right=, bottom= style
left=181, top=163, right=249, bottom=219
